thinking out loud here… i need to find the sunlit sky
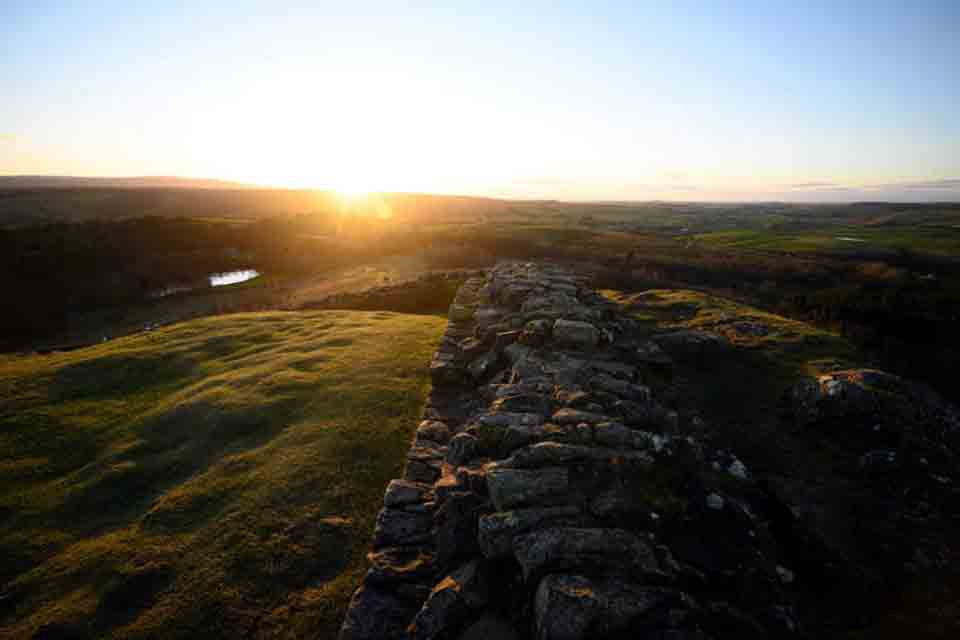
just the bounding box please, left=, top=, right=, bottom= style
left=2, top=1, right=958, bottom=201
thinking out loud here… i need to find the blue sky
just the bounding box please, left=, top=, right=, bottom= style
left=2, top=1, right=958, bottom=201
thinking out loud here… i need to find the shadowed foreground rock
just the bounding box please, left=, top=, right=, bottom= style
left=340, top=261, right=960, bottom=640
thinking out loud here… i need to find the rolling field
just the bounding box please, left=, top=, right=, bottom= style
left=692, top=225, right=960, bottom=257
left=0, top=310, right=446, bottom=639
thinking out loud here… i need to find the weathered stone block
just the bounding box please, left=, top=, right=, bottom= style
left=493, top=330, right=522, bottom=352
left=405, top=459, right=443, bottom=484
left=434, top=472, right=462, bottom=503
left=468, top=352, right=501, bottom=383
left=503, top=342, right=531, bottom=364
left=552, top=407, right=609, bottom=425
left=591, top=374, right=651, bottom=403
left=373, top=508, right=433, bottom=548
left=366, top=546, right=438, bottom=585
left=486, top=466, right=569, bottom=511
left=339, top=584, right=418, bottom=640
left=588, top=360, right=637, bottom=380
left=474, top=307, right=504, bottom=326
left=431, top=359, right=468, bottom=387
left=492, top=393, right=549, bottom=414
left=449, top=304, right=476, bottom=322
left=447, top=432, right=480, bottom=466
left=459, top=336, right=489, bottom=358
left=553, top=319, right=599, bottom=350
left=592, top=422, right=633, bottom=448
left=523, top=318, right=552, bottom=346
left=385, top=479, right=433, bottom=508
left=534, top=575, right=677, bottom=640
left=513, top=527, right=659, bottom=581
left=503, top=442, right=653, bottom=468
left=434, top=491, right=487, bottom=563
left=415, top=420, right=452, bottom=446
left=408, top=559, right=490, bottom=640
left=478, top=506, right=581, bottom=559
left=476, top=411, right=544, bottom=429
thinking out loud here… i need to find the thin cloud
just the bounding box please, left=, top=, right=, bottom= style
left=805, top=186, right=859, bottom=193
left=857, top=178, right=960, bottom=192
left=787, top=181, right=839, bottom=190
left=621, top=181, right=701, bottom=193
left=782, top=179, right=960, bottom=200
left=894, top=178, right=960, bottom=190
left=0, top=134, right=17, bottom=145
left=514, top=176, right=573, bottom=187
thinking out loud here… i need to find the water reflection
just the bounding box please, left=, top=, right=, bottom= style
left=152, top=269, right=261, bottom=298
left=209, top=269, right=260, bottom=287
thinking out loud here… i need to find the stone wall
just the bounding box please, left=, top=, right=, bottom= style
left=339, top=262, right=805, bottom=640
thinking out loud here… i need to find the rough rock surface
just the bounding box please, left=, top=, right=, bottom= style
left=781, top=367, right=960, bottom=616
left=341, top=261, right=960, bottom=639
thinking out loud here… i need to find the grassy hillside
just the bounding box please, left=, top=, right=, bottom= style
left=0, top=310, right=446, bottom=639
left=692, top=225, right=960, bottom=257
left=605, top=288, right=863, bottom=468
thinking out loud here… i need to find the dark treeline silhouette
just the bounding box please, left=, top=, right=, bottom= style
left=0, top=214, right=397, bottom=347
left=0, top=202, right=458, bottom=349
left=4, top=197, right=959, bottom=406
left=582, top=245, right=959, bottom=403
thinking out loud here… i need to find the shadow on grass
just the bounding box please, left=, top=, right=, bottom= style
left=0, top=310, right=446, bottom=639
left=50, top=352, right=198, bottom=402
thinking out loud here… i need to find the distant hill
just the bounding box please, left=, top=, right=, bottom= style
left=0, top=182, right=522, bottom=227
left=0, top=175, right=254, bottom=189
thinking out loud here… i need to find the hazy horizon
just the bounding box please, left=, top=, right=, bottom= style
left=4, top=173, right=960, bottom=205
left=3, top=1, right=959, bottom=202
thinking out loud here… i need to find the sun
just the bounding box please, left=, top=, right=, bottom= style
left=333, top=185, right=373, bottom=209
left=333, top=180, right=372, bottom=201
left=330, top=170, right=378, bottom=202
left=331, top=180, right=394, bottom=221
left=336, top=186, right=367, bottom=198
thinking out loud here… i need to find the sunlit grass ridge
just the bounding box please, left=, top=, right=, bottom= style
left=0, top=310, right=446, bottom=639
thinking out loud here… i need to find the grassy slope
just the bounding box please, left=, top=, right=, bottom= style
left=0, top=310, right=446, bottom=639
left=606, top=287, right=869, bottom=491
left=607, top=289, right=862, bottom=457
left=692, top=225, right=960, bottom=256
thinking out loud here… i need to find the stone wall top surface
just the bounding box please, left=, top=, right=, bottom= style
left=339, top=261, right=806, bottom=640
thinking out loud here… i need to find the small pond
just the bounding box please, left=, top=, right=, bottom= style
left=209, top=269, right=260, bottom=287
left=152, top=269, right=261, bottom=298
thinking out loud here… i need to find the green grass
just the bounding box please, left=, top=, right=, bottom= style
left=0, top=310, right=446, bottom=639
left=605, top=288, right=862, bottom=470
left=692, top=226, right=960, bottom=256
